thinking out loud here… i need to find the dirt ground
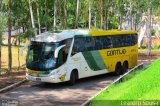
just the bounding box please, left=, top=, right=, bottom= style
left=0, top=70, right=25, bottom=89
left=0, top=51, right=159, bottom=89
left=138, top=51, right=160, bottom=63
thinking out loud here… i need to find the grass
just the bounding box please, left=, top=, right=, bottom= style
left=89, top=59, right=160, bottom=106
left=138, top=49, right=160, bottom=53
left=1, top=45, right=27, bottom=73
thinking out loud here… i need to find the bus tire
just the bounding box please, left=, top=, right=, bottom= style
left=69, top=70, right=78, bottom=85
left=114, top=63, right=122, bottom=76
left=122, top=61, right=128, bottom=74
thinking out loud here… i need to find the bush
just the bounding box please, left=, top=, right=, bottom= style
left=151, top=45, right=160, bottom=50
left=151, top=29, right=156, bottom=36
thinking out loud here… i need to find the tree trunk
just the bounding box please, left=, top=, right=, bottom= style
left=88, top=0, right=91, bottom=29
left=147, top=8, right=152, bottom=56
left=36, top=2, right=41, bottom=34
left=75, top=0, right=80, bottom=29
left=0, top=0, right=2, bottom=8
left=129, top=1, right=133, bottom=30
left=134, top=13, right=137, bottom=30
left=0, top=33, right=1, bottom=75
left=100, top=0, right=103, bottom=29
left=106, top=8, right=109, bottom=29
left=64, top=0, right=67, bottom=29
left=94, top=12, right=96, bottom=28
left=0, top=0, right=2, bottom=75
left=45, top=0, right=47, bottom=29
left=17, top=29, right=20, bottom=71
left=53, top=0, right=57, bottom=31
left=105, top=0, right=110, bottom=30
left=138, top=16, right=147, bottom=48
left=100, top=15, right=103, bottom=29
left=29, top=0, right=36, bottom=35
left=8, top=0, right=12, bottom=74
left=103, top=2, right=107, bottom=30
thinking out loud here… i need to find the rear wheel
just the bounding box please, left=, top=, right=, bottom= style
left=122, top=62, right=128, bottom=74
left=69, top=71, right=78, bottom=85
left=114, top=63, right=122, bottom=76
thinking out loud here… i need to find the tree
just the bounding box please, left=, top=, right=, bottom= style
left=99, top=0, right=104, bottom=29
left=0, top=0, right=2, bottom=8
left=88, top=0, right=91, bottom=29
left=36, top=1, right=41, bottom=34
left=146, top=7, right=152, bottom=56
left=0, top=0, right=2, bottom=75
left=8, top=0, right=12, bottom=74
left=28, top=0, right=36, bottom=35
left=75, top=0, right=80, bottom=28
left=64, top=0, right=68, bottom=29
left=53, top=0, right=57, bottom=31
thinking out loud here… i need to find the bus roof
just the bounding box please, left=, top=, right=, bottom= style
left=31, top=29, right=137, bottom=42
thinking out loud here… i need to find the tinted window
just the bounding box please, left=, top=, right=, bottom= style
left=94, top=36, right=112, bottom=50
left=112, top=34, right=137, bottom=48
left=72, top=37, right=85, bottom=53
left=72, top=36, right=112, bottom=54
left=72, top=34, right=137, bottom=54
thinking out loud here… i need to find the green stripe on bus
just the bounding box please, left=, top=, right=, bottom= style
left=82, top=51, right=100, bottom=71
left=82, top=51, right=106, bottom=71
left=91, top=51, right=106, bottom=70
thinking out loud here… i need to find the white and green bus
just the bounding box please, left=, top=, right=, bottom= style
left=26, top=29, right=138, bottom=85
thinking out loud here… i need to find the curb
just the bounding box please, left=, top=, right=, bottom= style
left=0, top=79, right=27, bottom=94
left=81, top=63, right=144, bottom=106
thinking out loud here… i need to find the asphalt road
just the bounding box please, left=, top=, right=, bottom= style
left=0, top=58, right=151, bottom=106
left=0, top=73, right=117, bottom=106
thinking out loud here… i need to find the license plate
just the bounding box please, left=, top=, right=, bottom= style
left=36, top=78, right=41, bottom=81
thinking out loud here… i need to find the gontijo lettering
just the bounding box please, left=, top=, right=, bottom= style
left=107, top=49, right=126, bottom=56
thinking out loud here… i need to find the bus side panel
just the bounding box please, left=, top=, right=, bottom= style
left=99, top=44, right=138, bottom=72
left=128, top=44, right=138, bottom=68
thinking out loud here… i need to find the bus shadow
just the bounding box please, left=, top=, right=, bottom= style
left=31, top=73, right=117, bottom=90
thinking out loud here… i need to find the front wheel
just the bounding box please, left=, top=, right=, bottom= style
left=69, top=71, right=78, bottom=85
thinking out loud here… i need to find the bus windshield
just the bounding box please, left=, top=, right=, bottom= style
left=26, top=42, right=60, bottom=71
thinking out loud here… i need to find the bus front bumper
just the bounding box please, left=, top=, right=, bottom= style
left=26, top=73, right=61, bottom=83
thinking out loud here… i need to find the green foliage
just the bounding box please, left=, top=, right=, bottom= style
left=16, top=32, right=26, bottom=43
left=0, top=13, right=7, bottom=34
left=151, top=29, right=156, bottom=36
left=1, top=0, right=160, bottom=40
left=108, top=16, right=119, bottom=29
left=26, top=28, right=36, bottom=39
left=151, top=45, right=160, bottom=50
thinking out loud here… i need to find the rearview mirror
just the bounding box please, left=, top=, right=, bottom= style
left=54, top=45, right=66, bottom=58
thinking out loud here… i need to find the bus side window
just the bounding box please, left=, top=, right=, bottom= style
left=112, top=35, right=120, bottom=48
left=57, top=47, right=68, bottom=66
left=72, top=38, right=78, bottom=55
left=121, top=35, right=126, bottom=47
left=57, top=49, right=64, bottom=66
left=72, top=37, right=85, bottom=55
left=84, top=37, right=95, bottom=51
left=126, top=34, right=133, bottom=46
left=57, top=39, right=72, bottom=65
left=95, top=37, right=101, bottom=50
left=104, top=36, right=112, bottom=49
left=131, top=34, right=138, bottom=45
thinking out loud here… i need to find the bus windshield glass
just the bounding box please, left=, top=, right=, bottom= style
left=26, top=42, right=60, bottom=71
